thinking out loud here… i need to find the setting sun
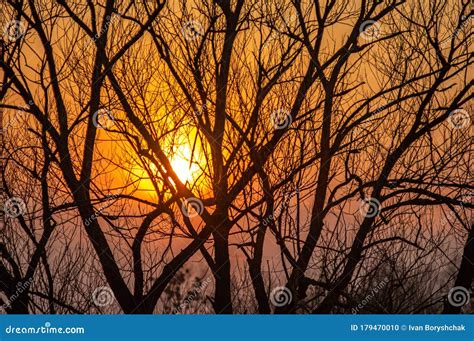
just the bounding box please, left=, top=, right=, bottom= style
left=169, top=145, right=199, bottom=183
left=129, top=144, right=199, bottom=193
left=2, top=0, right=471, bottom=325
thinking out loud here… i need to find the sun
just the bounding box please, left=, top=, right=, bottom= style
left=169, top=145, right=198, bottom=183
left=128, top=144, right=199, bottom=193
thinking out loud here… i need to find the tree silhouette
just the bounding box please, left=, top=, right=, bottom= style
left=0, top=0, right=472, bottom=314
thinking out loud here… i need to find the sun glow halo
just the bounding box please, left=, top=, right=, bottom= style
left=169, top=145, right=198, bottom=183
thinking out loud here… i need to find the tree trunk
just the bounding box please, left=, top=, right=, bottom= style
left=248, top=257, right=271, bottom=314
left=443, top=224, right=474, bottom=313
left=212, top=213, right=233, bottom=314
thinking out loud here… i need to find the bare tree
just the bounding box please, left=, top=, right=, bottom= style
left=0, top=0, right=471, bottom=315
